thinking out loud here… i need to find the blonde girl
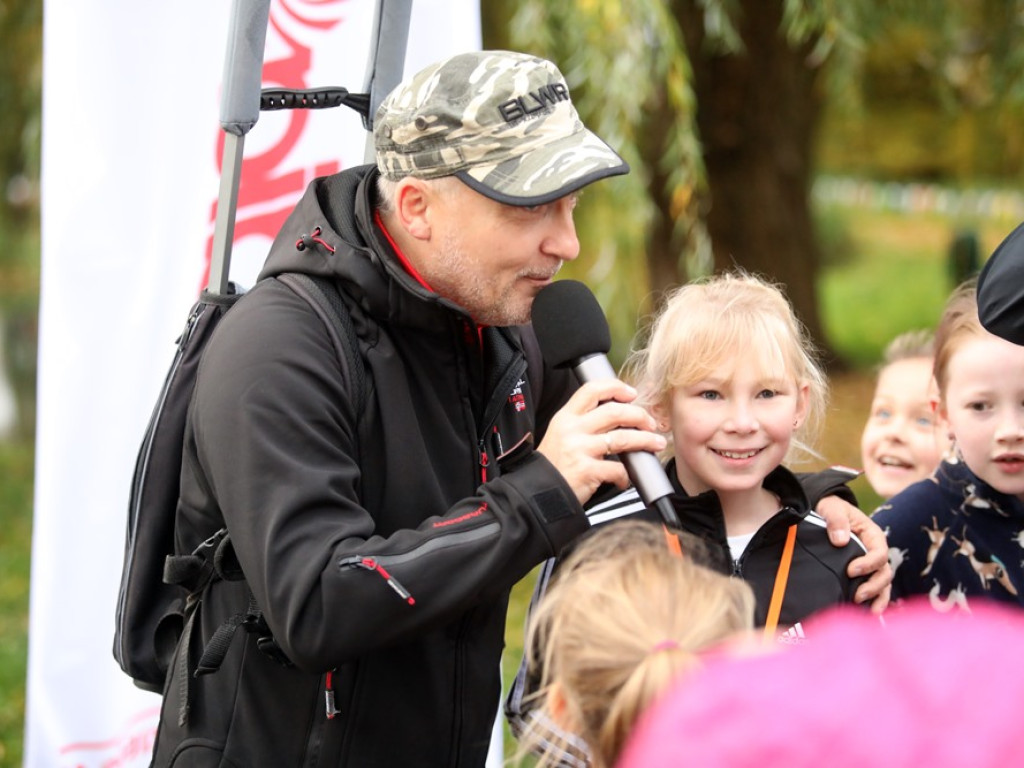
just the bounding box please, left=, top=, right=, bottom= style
left=614, top=271, right=866, bottom=628
left=508, top=272, right=870, bottom=767
left=515, top=519, right=755, bottom=768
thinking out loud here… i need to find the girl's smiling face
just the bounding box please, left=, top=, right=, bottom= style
left=660, top=360, right=808, bottom=499
left=940, top=334, right=1024, bottom=499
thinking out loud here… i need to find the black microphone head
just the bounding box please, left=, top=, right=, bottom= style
left=531, top=279, right=612, bottom=368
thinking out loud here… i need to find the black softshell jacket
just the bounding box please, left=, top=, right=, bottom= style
left=150, top=166, right=590, bottom=767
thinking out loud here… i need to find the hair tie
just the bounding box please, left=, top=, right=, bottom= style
left=651, top=640, right=679, bottom=654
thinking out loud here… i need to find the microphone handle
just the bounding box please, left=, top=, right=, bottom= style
left=573, top=354, right=680, bottom=528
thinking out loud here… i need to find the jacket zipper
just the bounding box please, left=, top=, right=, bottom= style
left=324, top=669, right=340, bottom=720
left=478, top=439, right=489, bottom=484
left=338, top=556, right=416, bottom=605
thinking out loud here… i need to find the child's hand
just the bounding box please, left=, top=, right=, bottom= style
left=817, top=496, right=893, bottom=613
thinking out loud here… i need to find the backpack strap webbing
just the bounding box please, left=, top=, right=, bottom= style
left=279, top=272, right=368, bottom=424
left=171, top=273, right=370, bottom=723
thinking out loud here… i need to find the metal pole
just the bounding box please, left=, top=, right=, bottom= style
left=361, top=0, right=413, bottom=162
left=207, top=0, right=272, bottom=295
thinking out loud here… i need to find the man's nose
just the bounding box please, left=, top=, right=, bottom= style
left=541, top=197, right=580, bottom=262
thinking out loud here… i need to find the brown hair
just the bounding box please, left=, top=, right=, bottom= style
left=882, top=328, right=935, bottom=367
left=518, top=521, right=755, bottom=768
left=933, top=278, right=984, bottom=399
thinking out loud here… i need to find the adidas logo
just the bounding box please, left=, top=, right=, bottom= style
left=776, top=622, right=807, bottom=645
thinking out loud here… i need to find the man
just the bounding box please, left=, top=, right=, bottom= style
left=150, top=50, right=889, bottom=767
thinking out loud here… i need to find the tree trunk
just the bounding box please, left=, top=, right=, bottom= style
left=674, top=0, right=840, bottom=365
left=480, top=1, right=513, bottom=50
left=637, top=81, right=687, bottom=299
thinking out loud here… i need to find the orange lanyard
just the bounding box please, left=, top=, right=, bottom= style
left=763, top=524, right=798, bottom=639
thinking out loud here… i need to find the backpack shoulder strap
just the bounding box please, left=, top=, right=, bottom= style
left=178, top=273, right=370, bottom=702
left=277, top=272, right=368, bottom=420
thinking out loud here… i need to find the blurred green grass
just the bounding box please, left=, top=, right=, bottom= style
left=818, top=201, right=1013, bottom=368
left=0, top=442, right=31, bottom=768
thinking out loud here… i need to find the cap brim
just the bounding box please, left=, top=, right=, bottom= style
left=456, top=128, right=629, bottom=206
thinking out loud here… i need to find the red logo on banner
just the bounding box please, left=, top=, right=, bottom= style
left=200, top=0, right=349, bottom=290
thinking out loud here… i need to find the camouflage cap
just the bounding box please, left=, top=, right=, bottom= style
left=374, top=50, right=629, bottom=206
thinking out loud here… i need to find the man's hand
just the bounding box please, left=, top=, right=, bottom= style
left=537, top=379, right=666, bottom=506
left=817, top=495, right=893, bottom=614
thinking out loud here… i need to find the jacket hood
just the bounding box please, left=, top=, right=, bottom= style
left=257, top=165, right=469, bottom=332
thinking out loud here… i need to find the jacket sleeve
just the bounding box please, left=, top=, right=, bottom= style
left=180, top=281, right=590, bottom=672
left=977, top=220, right=1024, bottom=345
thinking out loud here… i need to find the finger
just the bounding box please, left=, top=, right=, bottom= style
left=816, top=497, right=852, bottom=546
left=868, top=585, right=893, bottom=615
left=589, top=401, right=660, bottom=435
left=566, top=379, right=640, bottom=412
left=854, top=563, right=893, bottom=612
left=603, top=426, right=667, bottom=457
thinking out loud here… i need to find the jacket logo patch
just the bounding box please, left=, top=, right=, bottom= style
left=508, top=378, right=527, bottom=413
left=433, top=504, right=487, bottom=528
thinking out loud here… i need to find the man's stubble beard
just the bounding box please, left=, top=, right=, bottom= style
left=430, top=231, right=536, bottom=327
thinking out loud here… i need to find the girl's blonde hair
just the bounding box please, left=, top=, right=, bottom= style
left=518, top=520, right=755, bottom=768
left=622, top=270, right=828, bottom=464
left=933, top=277, right=984, bottom=400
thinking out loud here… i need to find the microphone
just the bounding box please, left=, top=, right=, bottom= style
left=531, top=280, right=681, bottom=529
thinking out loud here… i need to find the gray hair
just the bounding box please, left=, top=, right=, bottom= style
left=375, top=172, right=465, bottom=214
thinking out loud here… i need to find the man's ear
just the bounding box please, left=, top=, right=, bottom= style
left=394, top=178, right=433, bottom=241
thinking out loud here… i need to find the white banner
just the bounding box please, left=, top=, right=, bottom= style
left=29, top=2, right=479, bottom=766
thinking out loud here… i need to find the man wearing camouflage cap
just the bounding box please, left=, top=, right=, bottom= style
left=150, top=49, right=889, bottom=767
left=149, top=49, right=663, bottom=767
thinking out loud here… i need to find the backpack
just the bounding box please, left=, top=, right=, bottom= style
left=113, top=272, right=366, bottom=693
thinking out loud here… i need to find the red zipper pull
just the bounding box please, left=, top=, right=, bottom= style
left=360, top=557, right=416, bottom=605
left=325, top=669, right=340, bottom=719
left=478, top=439, right=489, bottom=483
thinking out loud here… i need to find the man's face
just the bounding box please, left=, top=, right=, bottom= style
left=424, top=181, right=580, bottom=326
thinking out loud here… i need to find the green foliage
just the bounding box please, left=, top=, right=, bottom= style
left=0, top=438, right=32, bottom=768
left=0, top=0, right=43, bottom=228
left=816, top=198, right=1014, bottom=367
left=0, top=215, right=37, bottom=767
left=508, top=0, right=711, bottom=324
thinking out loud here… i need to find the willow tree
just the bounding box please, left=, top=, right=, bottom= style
left=494, top=0, right=1024, bottom=365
